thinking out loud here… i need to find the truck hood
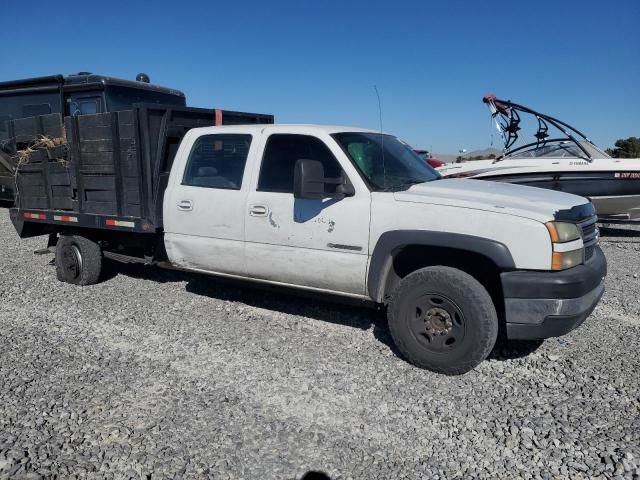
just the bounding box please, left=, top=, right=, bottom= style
left=394, top=178, right=589, bottom=223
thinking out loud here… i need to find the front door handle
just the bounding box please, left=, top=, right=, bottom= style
left=177, top=200, right=193, bottom=211
left=249, top=205, right=269, bottom=217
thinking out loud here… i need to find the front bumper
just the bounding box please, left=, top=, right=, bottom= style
left=501, top=246, right=607, bottom=340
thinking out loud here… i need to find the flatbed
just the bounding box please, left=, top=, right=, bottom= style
left=11, top=105, right=273, bottom=240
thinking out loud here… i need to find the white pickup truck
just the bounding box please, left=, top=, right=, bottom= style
left=10, top=120, right=607, bottom=374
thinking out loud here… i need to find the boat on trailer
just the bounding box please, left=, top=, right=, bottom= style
left=437, top=95, right=640, bottom=223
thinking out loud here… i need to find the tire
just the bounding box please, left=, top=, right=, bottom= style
left=55, top=235, right=103, bottom=286
left=387, top=266, right=498, bottom=375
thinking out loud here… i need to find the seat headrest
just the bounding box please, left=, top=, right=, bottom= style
left=198, top=166, right=218, bottom=177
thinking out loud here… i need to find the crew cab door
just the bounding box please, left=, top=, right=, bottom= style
left=244, top=132, right=371, bottom=295
left=163, top=131, right=256, bottom=275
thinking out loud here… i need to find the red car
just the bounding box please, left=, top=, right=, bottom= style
left=414, top=149, right=445, bottom=169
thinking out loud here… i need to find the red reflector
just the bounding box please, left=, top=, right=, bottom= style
left=105, top=219, right=135, bottom=228
left=53, top=215, right=78, bottom=223
left=24, top=213, right=46, bottom=220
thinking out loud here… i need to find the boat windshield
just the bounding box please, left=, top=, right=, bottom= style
left=506, top=141, right=610, bottom=160
left=332, top=132, right=441, bottom=191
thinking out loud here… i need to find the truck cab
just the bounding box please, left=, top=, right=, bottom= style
left=0, top=72, right=185, bottom=204
left=10, top=124, right=607, bottom=374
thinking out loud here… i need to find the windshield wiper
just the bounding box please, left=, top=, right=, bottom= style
left=381, top=179, right=426, bottom=191
left=399, top=179, right=426, bottom=188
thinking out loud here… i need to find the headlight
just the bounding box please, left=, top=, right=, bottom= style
left=545, top=222, right=581, bottom=243
left=546, top=221, right=584, bottom=270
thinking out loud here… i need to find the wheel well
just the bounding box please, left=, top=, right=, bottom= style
left=54, top=228, right=162, bottom=261
left=382, top=245, right=505, bottom=323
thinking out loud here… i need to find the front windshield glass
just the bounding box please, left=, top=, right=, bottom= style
left=105, top=86, right=185, bottom=112
left=508, top=141, right=611, bottom=160
left=332, top=132, right=440, bottom=191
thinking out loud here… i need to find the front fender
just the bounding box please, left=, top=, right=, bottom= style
left=367, top=230, right=515, bottom=302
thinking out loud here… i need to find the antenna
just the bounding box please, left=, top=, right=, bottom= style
left=374, top=85, right=386, bottom=190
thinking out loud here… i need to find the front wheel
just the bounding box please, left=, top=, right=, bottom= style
left=55, top=235, right=103, bottom=286
left=387, top=266, right=498, bottom=375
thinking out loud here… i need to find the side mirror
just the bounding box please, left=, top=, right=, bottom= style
left=294, top=159, right=355, bottom=200
left=294, top=159, right=326, bottom=199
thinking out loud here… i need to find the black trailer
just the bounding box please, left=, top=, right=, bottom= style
left=10, top=104, right=274, bottom=260
left=0, top=72, right=186, bottom=204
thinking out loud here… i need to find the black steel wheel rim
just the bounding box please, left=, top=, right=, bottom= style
left=407, top=293, right=466, bottom=353
left=61, top=244, right=82, bottom=280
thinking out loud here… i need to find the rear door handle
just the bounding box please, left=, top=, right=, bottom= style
left=249, top=205, right=269, bottom=217
left=177, top=200, right=193, bottom=211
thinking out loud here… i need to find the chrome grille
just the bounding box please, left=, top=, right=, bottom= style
left=578, top=216, right=599, bottom=261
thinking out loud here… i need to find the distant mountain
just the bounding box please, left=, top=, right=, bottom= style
left=431, top=153, right=459, bottom=163
left=461, top=147, right=502, bottom=159
left=431, top=147, right=502, bottom=164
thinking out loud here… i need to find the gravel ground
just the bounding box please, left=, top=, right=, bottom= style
left=0, top=211, right=639, bottom=479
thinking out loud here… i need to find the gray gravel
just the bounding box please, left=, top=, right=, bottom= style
left=0, top=210, right=639, bottom=480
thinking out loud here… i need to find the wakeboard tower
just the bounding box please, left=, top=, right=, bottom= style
left=436, top=95, right=640, bottom=223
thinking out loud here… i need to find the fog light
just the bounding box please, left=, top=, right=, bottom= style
left=551, top=249, right=584, bottom=271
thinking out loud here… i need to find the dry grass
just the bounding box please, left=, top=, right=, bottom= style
left=15, top=134, right=67, bottom=166
left=13, top=134, right=69, bottom=202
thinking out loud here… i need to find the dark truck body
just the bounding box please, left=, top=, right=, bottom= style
left=0, top=73, right=187, bottom=204
left=10, top=104, right=274, bottom=245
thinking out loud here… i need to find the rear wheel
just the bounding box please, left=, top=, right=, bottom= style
left=388, top=266, right=498, bottom=375
left=55, top=235, right=103, bottom=285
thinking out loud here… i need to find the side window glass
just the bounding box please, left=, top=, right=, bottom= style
left=69, top=97, right=102, bottom=116
left=79, top=101, right=98, bottom=115
left=257, top=134, right=344, bottom=193
left=183, top=134, right=252, bottom=190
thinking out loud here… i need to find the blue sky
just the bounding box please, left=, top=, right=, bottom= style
left=2, top=0, right=638, bottom=153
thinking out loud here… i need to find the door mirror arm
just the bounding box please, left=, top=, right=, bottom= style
left=335, top=177, right=355, bottom=198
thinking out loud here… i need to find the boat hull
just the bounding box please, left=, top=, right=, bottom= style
left=473, top=170, right=640, bottom=220
left=590, top=196, right=640, bottom=219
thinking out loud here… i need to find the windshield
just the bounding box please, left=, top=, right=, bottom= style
left=507, top=140, right=611, bottom=160
left=332, top=132, right=440, bottom=191
left=105, top=86, right=185, bottom=112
